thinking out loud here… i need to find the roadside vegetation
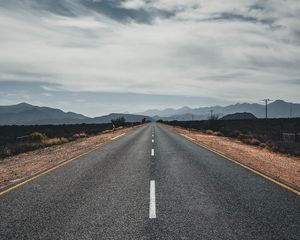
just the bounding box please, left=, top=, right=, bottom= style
left=161, top=118, right=300, bottom=156
left=0, top=121, right=144, bottom=159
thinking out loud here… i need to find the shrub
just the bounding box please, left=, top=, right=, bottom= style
left=60, top=137, right=69, bottom=144
left=0, top=123, right=122, bottom=158
left=249, top=138, right=261, bottom=146
left=241, top=138, right=251, bottom=145
left=2, top=146, right=12, bottom=157
left=205, top=130, right=214, bottom=135
left=271, top=146, right=279, bottom=152
left=43, top=137, right=68, bottom=146
left=237, top=133, right=252, bottom=140
left=111, top=117, right=126, bottom=127
left=30, top=132, right=48, bottom=142
left=207, top=115, right=220, bottom=131
left=226, top=130, right=241, bottom=138
left=259, top=143, right=268, bottom=148
left=73, top=132, right=87, bottom=139
left=213, top=131, right=224, bottom=137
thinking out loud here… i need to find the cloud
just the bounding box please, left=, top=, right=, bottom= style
left=0, top=0, right=299, bottom=111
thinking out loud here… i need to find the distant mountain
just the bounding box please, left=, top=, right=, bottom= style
left=153, top=113, right=205, bottom=121
left=0, top=103, right=152, bottom=125
left=91, top=113, right=152, bottom=124
left=0, top=103, right=89, bottom=125
left=220, top=112, right=257, bottom=120
left=140, top=100, right=300, bottom=120
left=141, top=106, right=191, bottom=118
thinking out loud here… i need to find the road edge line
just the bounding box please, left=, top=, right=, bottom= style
left=180, top=134, right=300, bottom=196
left=0, top=132, right=127, bottom=197
left=111, top=133, right=125, bottom=140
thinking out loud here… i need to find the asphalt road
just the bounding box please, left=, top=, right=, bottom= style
left=0, top=123, right=299, bottom=239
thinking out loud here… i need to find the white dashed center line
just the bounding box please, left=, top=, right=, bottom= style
left=149, top=180, right=156, bottom=219
left=151, top=149, right=154, bottom=156
left=152, top=139, right=154, bottom=143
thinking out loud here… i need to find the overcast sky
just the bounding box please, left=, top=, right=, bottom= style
left=0, top=0, right=299, bottom=116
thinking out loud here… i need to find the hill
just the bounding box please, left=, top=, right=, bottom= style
left=221, top=112, right=257, bottom=120
left=0, top=103, right=152, bottom=125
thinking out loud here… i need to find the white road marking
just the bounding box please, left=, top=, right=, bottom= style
left=111, top=133, right=125, bottom=140
left=152, top=134, right=154, bottom=137
left=149, top=180, right=156, bottom=219
left=152, top=139, right=154, bottom=143
left=151, top=149, right=154, bottom=156
left=180, top=134, right=195, bottom=141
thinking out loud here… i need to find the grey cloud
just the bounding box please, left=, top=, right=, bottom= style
left=248, top=4, right=265, bottom=11
left=197, top=72, right=247, bottom=82
left=0, top=0, right=175, bottom=24
left=0, top=0, right=299, bottom=109
left=287, top=79, right=300, bottom=85
left=81, top=0, right=175, bottom=23
left=0, top=0, right=76, bottom=17
left=204, top=12, right=276, bottom=28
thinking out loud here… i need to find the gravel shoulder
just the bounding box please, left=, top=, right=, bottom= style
left=166, top=125, right=300, bottom=189
left=0, top=126, right=140, bottom=189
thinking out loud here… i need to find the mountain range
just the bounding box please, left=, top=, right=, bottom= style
left=0, top=100, right=299, bottom=125
left=0, top=103, right=152, bottom=125
left=138, top=100, right=300, bottom=121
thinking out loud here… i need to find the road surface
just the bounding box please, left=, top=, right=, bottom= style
left=0, top=123, right=299, bottom=239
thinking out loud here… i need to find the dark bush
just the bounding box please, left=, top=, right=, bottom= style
left=0, top=122, right=141, bottom=159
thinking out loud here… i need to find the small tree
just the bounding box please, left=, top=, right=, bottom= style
left=207, top=114, right=220, bottom=131
left=141, top=117, right=146, bottom=123
left=111, top=116, right=126, bottom=128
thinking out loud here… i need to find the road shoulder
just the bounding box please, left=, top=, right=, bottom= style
left=0, top=125, right=141, bottom=190
left=164, top=124, right=300, bottom=192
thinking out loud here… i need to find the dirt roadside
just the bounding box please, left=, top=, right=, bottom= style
left=165, top=125, right=300, bottom=190
left=0, top=125, right=142, bottom=189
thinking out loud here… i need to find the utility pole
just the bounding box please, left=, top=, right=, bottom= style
left=209, top=109, right=214, bottom=119
left=290, top=103, right=293, bottom=118
left=262, top=99, right=272, bottom=119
